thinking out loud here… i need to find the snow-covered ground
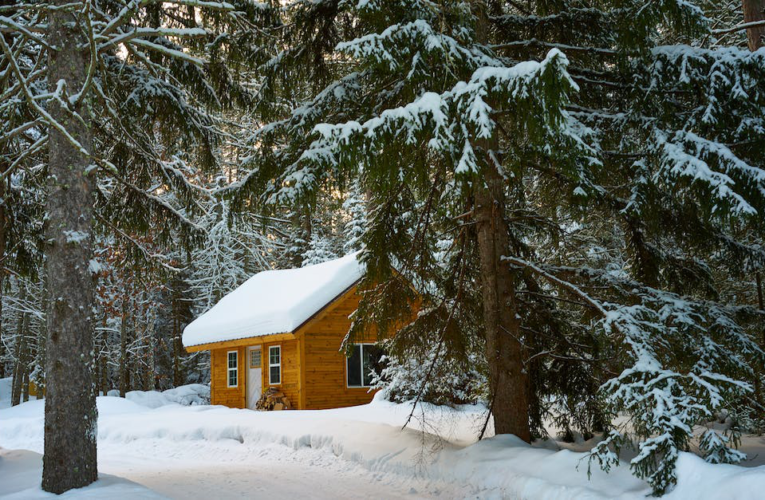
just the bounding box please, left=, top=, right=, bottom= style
left=1, top=380, right=764, bottom=499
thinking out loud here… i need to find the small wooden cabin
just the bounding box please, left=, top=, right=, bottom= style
left=183, top=253, right=385, bottom=410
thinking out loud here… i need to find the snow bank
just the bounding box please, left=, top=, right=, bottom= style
left=123, top=384, right=210, bottom=409
left=1, top=394, right=764, bottom=499
left=183, top=252, right=363, bottom=347
left=664, top=452, right=765, bottom=500
left=0, top=448, right=166, bottom=499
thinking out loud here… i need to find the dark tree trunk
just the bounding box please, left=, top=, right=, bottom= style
left=11, top=337, right=26, bottom=406
left=173, top=311, right=182, bottom=387
left=119, top=298, right=131, bottom=397
left=0, top=179, right=6, bottom=381
left=744, top=0, right=765, bottom=51
left=471, top=0, right=531, bottom=442
left=22, top=368, right=30, bottom=402
left=474, top=162, right=532, bottom=442
left=42, top=0, right=98, bottom=492
left=757, top=272, right=764, bottom=345
left=11, top=284, right=28, bottom=407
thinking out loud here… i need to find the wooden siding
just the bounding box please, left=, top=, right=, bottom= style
left=302, top=291, right=379, bottom=410
left=261, top=339, right=300, bottom=407
left=210, top=346, right=246, bottom=408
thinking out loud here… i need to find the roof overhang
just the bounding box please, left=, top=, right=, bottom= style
left=185, top=331, right=298, bottom=353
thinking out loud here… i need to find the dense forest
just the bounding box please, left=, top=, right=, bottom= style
left=0, top=0, right=764, bottom=496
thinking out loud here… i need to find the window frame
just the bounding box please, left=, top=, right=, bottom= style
left=227, top=350, right=238, bottom=388
left=345, top=343, right=380, bottom=389
left=250, top=348, right=261, bottom=369
left=268, top=345, right=281, bottom=386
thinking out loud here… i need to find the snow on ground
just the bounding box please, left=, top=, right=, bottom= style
left=0, top=449, right=164, bottom=499
left=123, top=384, right=210, bottom=409
left=1, top=382, right=765, bottom=499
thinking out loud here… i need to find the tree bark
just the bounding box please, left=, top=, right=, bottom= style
left=471, top=0, right=531, bottom=443
left=11, top=284, right=28, bottom=407
left=42, top=0, right=98, bottom=492
left=474, top=162, right=532, bottom=442
left=119, top=297, right=131, bottom=397
left=743, top=0, right=765, bottom=51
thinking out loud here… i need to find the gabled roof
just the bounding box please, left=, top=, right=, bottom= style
left=182, top=252, right=364, bottom=348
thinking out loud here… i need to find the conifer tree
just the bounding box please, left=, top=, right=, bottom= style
left=0, top=0, right=275, bottom=491
left=235, top=0, right=765, bottom=493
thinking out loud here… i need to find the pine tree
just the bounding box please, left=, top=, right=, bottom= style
left=233, top=0, right=765, bottom=494
left=0, top=0, right=276, bottom=491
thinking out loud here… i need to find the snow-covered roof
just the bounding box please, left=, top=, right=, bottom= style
left=182, top=253, right=364, bottom=348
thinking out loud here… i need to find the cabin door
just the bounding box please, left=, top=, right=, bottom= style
left=247, top=347, right=262, bottom=410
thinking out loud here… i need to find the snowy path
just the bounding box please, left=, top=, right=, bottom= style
left=2, top=388, right=765, bottom=499
left=100, top=448, right=448, bottom=499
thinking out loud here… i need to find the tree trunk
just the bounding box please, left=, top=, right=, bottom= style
left=471, top=0, right=531, bottom=442
left=474, top=163, right=532, bottom=441
left=757, top=272, right=764, bottom=345
left=11, top=336, right=26, bottom=407
left=42, top=0, right=98, bottom=492
left=22, top=368, right=30, bottom=402
left=744, top=0, right=765, bottom=51
left=0, top=178, right=6, bottom=381
left=11, top=284, right=28, bottom=407
left=173, top=310, right=182, bottom=387
left=119, top=298, right=131, bottom=397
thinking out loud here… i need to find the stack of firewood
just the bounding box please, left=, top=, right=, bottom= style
left=255, top=388, right=293, bottom=411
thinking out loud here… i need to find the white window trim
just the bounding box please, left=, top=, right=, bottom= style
left=227, top=350, right=238, bottom=388
left=346, top=343, right=376, bottom=389
left=268, top=345, right=281, bottom=386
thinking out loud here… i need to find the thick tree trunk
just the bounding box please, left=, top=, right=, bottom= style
left=471, top=0, right=531, bottom=442
left=743, top=0, right=765, bottom=51
left=42, top=0, right=98, bottom=493
left=474, top=162, right=532, bottom=442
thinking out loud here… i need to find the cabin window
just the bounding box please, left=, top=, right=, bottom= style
left=269, top=346, right=281, bottom=385
left=227, top=350, right=238, bottom=387
left=250, top=349, right=261, bottom=368
left=347, top=344, right=384, bottom=388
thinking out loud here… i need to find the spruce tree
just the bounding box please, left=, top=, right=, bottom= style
left=235, top=0, right=765, bottom=494
left=0, top=0, right=275, bottom=491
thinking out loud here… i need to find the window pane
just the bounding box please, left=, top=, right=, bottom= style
left=250, top=350, right=260, bottom=368
left=363, top=345, right=385, bottom=387
left=347, top=345, right=362, bottom=387
left=229, top=371, right=237, bottom=387
left=269, top=347, right=280, bottom=365
left=228, top=351, right=237, bottom=369
left=270, top=366, right=280, bottom=384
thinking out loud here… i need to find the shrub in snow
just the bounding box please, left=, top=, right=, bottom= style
left=372, top=351, right=486, bottom=407
left=698, top=428, right=745, bottom=465
left=117, top=384, right=210, bottom=409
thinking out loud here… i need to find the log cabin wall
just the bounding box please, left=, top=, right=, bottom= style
left=210, top=346, right=246, bottom=408
left=301, top=291, right=379, bottom=410
left=261, top=339, right=300, bottom=408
